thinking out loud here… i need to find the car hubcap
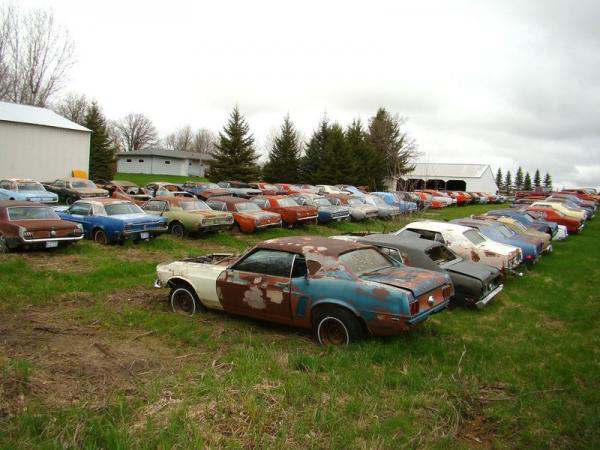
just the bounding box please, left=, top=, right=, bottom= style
left=172, top=225, right=183, bottom=237
left=173, top=291, right=194, bottom=315
left=319, top=317, right=348, bottom=346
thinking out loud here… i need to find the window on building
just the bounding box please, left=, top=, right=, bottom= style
left=139, top=159, right=144, bottom=163
left=165, top=161, right=171, bottom=164
left=126, top=159, right=132, bottom=162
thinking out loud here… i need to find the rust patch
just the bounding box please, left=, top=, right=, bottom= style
left=470, top=250, right=480, bottom=262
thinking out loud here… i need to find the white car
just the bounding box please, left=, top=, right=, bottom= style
left=316, top=185, right=347, bottom=196
left=394, top=221, right=522, bottom=273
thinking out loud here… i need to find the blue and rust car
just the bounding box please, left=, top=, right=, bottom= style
left=289, top=193, right=351, bottom=224
left=154, top=236, right=453, bottom=345
left=57, top=198, right=168, bottom=244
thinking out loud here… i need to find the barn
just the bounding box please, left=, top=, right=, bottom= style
left=397, top=163, right=499, bottom=192
left=115, top=148, right=212, bottom=177
left=0, top=101, right=91, bottom=180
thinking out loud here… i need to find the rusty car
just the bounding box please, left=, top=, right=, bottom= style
left=289, top=194, right=351, bottom=223
left=43, top=177, right=109, bottom=205
left=325, top=195, right=379, bottom=221
left=205, top=196, right=282, bottom=233
left=0, top=179, right=59, bottom=204
left=181, top=182, right=233, bottom=200
left=250, top=195, right=318, bottom=228
left=0, top=201, right=84, bottom=252
left=143, top=182, right=195, bottom=198
left=103, top=180, right=151, bottom=205
left=154, top=236, right=453, bottom=345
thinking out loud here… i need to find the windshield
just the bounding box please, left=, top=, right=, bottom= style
left=339, top=249, right=393, bottom=275
left=521, top=214, right=534, bottom=223
left=180, top=200, right=211, bottom=211
left=463, top=230, right=486, bottom=245
left=199, top=183, right=220, bottom=189
left=348, top=198, right=364, bottom=206
left=278, top=198, right=299, bottom=207
left=235, top=202, right=261, bottom=212
left=497, top=225, right=514, bottom=237
left=426, top=245, right=457, bottom=265
left=105, top=203, right=143, bottom=215
left=263, top=184, right=278, bottom=191
left=7, top=206, right=59, bottom=220
left=16, top=182, right=45, bottom=191
left=71, top=180, right=97, bottom=189
left=370, top=196, right=387, bottom=206
left=314, top=198, right=332, bottom=206
left=512, top=222, right=527, bottom=232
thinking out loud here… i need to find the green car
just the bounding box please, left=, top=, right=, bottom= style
left=142, top=196, right=234, bottom=237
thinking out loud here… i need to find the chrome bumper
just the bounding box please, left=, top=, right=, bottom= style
left=475, top=284, right=503, bottom=309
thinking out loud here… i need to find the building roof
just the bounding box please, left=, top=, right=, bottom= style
left=116, top=148, right=213, bottom=161
left=404, top=163, right=490, bottom=179
left=0, top=101, right=91, bottom=133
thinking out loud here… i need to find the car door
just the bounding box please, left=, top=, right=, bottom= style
left=217, top=249, right=295, bottom=323
left=64, top=202, right=94, bottom=235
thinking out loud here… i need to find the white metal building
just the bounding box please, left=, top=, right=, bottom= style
left=116, top=148, right=212, bottom=177
left=0, top=101, right=91, bottom=181
left=396, top=163, right=499, bottom=192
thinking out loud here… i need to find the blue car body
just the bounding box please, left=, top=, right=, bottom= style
left=485, top=209, right=558, bottom=236
left=450, top=218, right=542, bottom=263
left=0, top=179, right=58, bottom=203
left=290, top=194, right=350, bottom=223
left=371, top=192, right=417, bottom=213
left=57, top=199, right=168, bottom=244
left=336, top=185, right=365, bottom=197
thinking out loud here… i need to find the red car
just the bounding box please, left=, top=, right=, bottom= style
left=250, top=195, right=318, bottom=227
left=206, top=196, right=282, bottom=233
left=274, top=183, right=308, bottom=194
left=526, top=205, right=583, bottom=234
left=561, top=189, right=600, bottom=204
left=446, top=191, right=471, bottom=205
left=249, top=182, right=286, bottom=196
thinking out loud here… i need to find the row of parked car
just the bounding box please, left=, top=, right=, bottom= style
left=154, top=191, right=595, bottom=345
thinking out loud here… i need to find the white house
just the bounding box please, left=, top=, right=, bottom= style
left=0, top=101, right=91, bottom=181
left=394, top=163, right=499, bottom=192
left=115, top=148, right=212, bottom=177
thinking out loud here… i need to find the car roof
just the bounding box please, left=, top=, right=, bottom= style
left=151, top=196, right=197, bottom=204
left=257, top=236, right=370, bottom=257
left=253, top=195, right=293, bottom=200
left=2, top=178, right=37, bottom=182
left=109, top=180, right=137, bottom=186
left=405, top=220, right=472, bottom=233
left=453, top=218, right=501, bottom=228
left=0, top=200, right=50, bottom=207
left=57, top=177, right=89, bottom=182
left=208, top=196, right=251, bottom=204
left=356, top=233, right=439, bottom=252
left=75, top=198, right=132, bottom=205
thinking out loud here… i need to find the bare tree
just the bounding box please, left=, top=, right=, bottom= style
left=107, top=120, right=124, bottom=153
left=0, top=4, right=75, bottom=106
left=163, top=125, right=195, bottom=151
left=191, top=128, right=216, bottom=153
left=52, top=92, right=88, bottom=125
left=115, top=113, right=159, bottom=152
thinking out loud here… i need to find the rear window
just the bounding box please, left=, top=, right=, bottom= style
left=17, top=182, right=44, bottom=191
left=497, top=226, right=514, bottom=237
left=277, top=198, right=299, bottom=207
left=7, top=206, right=59, bottom=220
left=105, top=203, right=143, bottom=216
left=426, top=245, right=457, bottom=264
left=180, top=200, right=211, bottom=211
left=339, top=248, right=393, bottom=275
left=236, top=202, right=261, bottom=212
left=463, top=230, right=486, bottom=245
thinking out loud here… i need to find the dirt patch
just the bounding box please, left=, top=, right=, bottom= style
left=0, top=304, right=179, bottom=418
left=0, top=251, right=95, bottom=273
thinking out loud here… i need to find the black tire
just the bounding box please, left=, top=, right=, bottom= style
left=65, top=196, right=75, bottom=205
left=169, top=283, right=205, bottom=315
left=170, top=222, right=186, bottom=238
left=93, top=229, right=108, bottom=245
left=0, top=235, right=9, bottom=253
left=312, top=305, right=363, bottom=346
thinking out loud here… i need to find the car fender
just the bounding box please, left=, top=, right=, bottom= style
left=310, top=298, right=362, bottom=321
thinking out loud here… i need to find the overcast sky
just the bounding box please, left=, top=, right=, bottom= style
left=17, top=0, right=600, bottom=188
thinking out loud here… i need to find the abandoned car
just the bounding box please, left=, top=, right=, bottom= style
left=43, top=177, right=109, bottom=204
left=143, top=182, right=195, bottom=198
left=103, top=180, right=151, bottom=205
left=181, top=182, right=233, bottom=200
left=250, top=196, right=318, bottom=228
left=0, top=201, right=84, bottom=252
left=206, top=196, right=282, bottom=233
left=217, top=181, right=262, bottom=198
left=325, top=195, right=379, bottom=221
left=154, top=236, right=453, bottom=345
left=289, top=194, right=351, bottom=224
left=0, top=179, right=59, bottom=203
left=57, top=198, right=168, bottom=244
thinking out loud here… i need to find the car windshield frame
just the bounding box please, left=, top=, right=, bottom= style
left=104, top=202, right=144, bottom=216
left=338, top=248, right=394, bottom=276
left=180, top=200, right=212, bottom=211
left=7, top=206, right=60, bottom=220
left=16, top=182, right=45, bottom=191
left=235, top=202, right=261, bottom=212
left=277, top=198, right=299, bottom=207
left=70, top=180, right=97, bottom=189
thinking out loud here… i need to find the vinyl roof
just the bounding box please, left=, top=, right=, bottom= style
left=404, top=163, right=490, bottom=178
left=0, top=101, right=91, bottom=132
left=116, top=148, right=213, bottom=161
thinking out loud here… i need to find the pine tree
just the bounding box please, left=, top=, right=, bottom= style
left=85, top=101, right=114, bottom=181
left=504, top=171, right=512, bottom=193
left=299, top=117, right=330, bottom=184
left=314, top=123, right=353, bottom=184
left=515, top=166, right=524, bottom=190
left=262, top=115, right=301, bottom=183
left=543, top=173, right=553, bottom=190
left=206, top=106, right=259, bottom=182
left=523, top=172, right=532, bottom=190
left=534, top=169, right=541, bottom=188
left=345, top=119, right=379, bottom=187
left=495, top=168, right=503, bottom=191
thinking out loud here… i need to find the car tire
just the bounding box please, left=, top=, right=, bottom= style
left=169, top=283, right=206, bottom=315
left=0, top=235, right=9, bottom=253
left=312, top=305, right=363, bottom=346
left=170, top=222, right=186, bottom=238
left=65, top=196, right=75, bottom=205
left=93, top=229, right=108, bottom=245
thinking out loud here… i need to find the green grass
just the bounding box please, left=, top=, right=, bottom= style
left=0, top=204, right=599, bottom=448
left=113, top=172, right=208, bottom=186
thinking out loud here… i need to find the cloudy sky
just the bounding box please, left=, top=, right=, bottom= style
left=17, top=0, right=600, bottom=188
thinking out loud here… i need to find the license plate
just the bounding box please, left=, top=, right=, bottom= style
left=140, top=232, right=150, bottom=239
left=46, top=241, right=58, bottom=248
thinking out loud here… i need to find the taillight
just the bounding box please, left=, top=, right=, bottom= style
left=442, top=285, right=452, bottom=298
left=410, top=301, right=419, bottom=315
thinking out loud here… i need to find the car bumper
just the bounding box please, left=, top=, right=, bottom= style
left=256, top=220, right=282, bottom=229
left=296, top=215, right=318, bottom=223
left=7, top=234, right=84, bottom=249
left=406, top=299, right=450, bottom=326
left=475, top=284, right=503, bottom=309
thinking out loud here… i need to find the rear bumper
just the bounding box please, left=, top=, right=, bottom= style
left=6, top=234, right=83, bottom=249
left=256, top=220, right=282, bottom=229
left=406, top=299, right=450, bottom=325
left=475, top=284, right=503, bottom=309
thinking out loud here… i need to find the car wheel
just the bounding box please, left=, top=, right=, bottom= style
left=170, top=285, right=202, bottom=316
left=312, top=306, right=363, bottom=346
left=170, top=222, right=186, bottom=238
left=0, top=235, right=9, bottom=253
left=65, top=196, right=75, bottom=205
left=93, top=229, right=108, bottom=245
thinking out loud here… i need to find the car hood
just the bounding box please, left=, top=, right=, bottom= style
left=232, top=188, right=262, bottom=195
left=73, top=187, right=108, bottom=195
left=17, top=190, right=57, bottom=199
left=200, top=188, right=231, bottom=197
left=109, top=213, right=166, bottom=224
left=318, top=206, right=348, bottom=214
left=480, top=240, right=518, bottom=255
left=441, top=259, right=497, bottom=282
left=361, top=266, right=447, bottom=297
left=241, top=211, right=280, bottom=220
left=180, top=210, right=231, bottom=219
left=285, top=206, right=317, bottom=215
left=12, top=219, right=78, bottom=230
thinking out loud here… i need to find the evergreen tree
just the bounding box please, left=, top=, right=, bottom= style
left=262, top=115, right=301, bottom=183
left=85, top=101, right=114, bottom=181
left=206, top=106, right=259, bottom=182
left=495, top=168, right=503, bottom=191
left=523, top=172, right=532, bottom=190
left=314, top=123, right=353, bottom=184
left=368, top=108, right=416, bottom=189
left=534, top=169, right=541, bottom=188
left=504, top=170, right=512, bottom=192
left=346, top=119, right=380, bottom=187
left=514, top=166, right=524, bottom=190
left=543, top=173, right=553, bottom=190
left=299, top=117, right=330, bottom=184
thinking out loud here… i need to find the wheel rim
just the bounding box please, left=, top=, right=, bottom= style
left=172, top=289, right=195, bottom=315
left=318, top=317, right=349, bottom=346
left=94, top=230, right=107, bottom=244
left=66, top=197, right=74, bottom=205
left=171, top=224, right=184, bottom=237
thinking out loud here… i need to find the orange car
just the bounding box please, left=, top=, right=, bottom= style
left=249, top=182, right=286, bottom=196
left=446, top=191, right=471, bottom=205
left=250, top=195, right=318, bottom=227
left=206, top=196, right=282, bottom=233
left=414, top=191, right=443, bottom=208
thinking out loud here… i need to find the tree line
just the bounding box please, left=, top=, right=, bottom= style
left=495, top=167, right=553, bottom=192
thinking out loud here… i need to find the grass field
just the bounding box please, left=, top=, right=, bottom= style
left=113, top=173, right=208, bottom=186
left=0, top=204, right=598, bottom=448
